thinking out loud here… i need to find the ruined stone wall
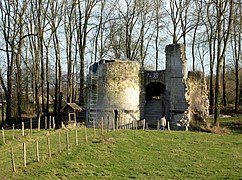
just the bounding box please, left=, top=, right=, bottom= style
left=185, top=71, right=209, bottom=125
left=165, top=44, right=188, bottom=129
left=96, top=60, right=141, bottom=125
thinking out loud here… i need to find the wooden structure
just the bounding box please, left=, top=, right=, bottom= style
left=61, top=103, right=82, bottom=127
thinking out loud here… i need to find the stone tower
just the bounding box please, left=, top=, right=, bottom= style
left=87, top=59, right=140, bottom=128
left=165, top=44, right=188, bottom=129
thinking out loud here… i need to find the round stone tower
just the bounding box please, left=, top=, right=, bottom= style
left=95, top=59, right=141, bottom=127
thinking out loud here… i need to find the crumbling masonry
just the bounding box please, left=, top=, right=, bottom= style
left=86, top=44, right=209, bottom=130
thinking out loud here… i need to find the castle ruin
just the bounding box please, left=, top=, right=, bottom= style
left=86, top=44, right=209, bottom=130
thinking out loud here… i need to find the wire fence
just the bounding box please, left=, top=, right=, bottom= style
left=0, top=127, right=92, bottom=177
left=0, top=117, right=151, bottom=178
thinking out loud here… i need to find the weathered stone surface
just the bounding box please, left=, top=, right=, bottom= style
left=183, top=71, right=209, bottom=126
left=94, top=60, right=141, bottom=125
left=86, top=44, right=209, bottom=130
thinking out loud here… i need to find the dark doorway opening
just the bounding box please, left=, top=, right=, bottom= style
left=114, top=109, right=118, bottom=120
left=114, top=109, right=118, bottom=128
left=145, top=82, right=165, bottom=100
left=145, top=82, right=166, bottom=126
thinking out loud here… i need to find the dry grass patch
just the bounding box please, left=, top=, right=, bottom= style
left=205, top=123, right=231, bottom=134
left=190, top=121, right=231, bottom=134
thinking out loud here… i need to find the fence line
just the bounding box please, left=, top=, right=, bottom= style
left=0, top=127, right=88, bottom=176
left=0, top=116, right=163, bottom=178
left=0, top=117, right=148, bottom=147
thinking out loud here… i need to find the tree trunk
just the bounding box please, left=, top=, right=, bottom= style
left=214, top=60, right=222, bottom=126
left=46, top=46, right=50, bottom=125
left=214, top=0, right=233, bottom=125
left=16, top=10, right=25, bottom=122
left=53, top=32, right=62, bottom=126
left=25, top=48, right=29, bottom=113
left=222, top=56, right=227, bottom=107
left=1, top=92, right=4, bottom=125
left=192, top=22, right=199, bottom=71
left=234, top=2, right=241, bottom=111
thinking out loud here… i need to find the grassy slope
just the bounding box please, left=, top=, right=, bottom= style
left=5, top=129, right=242, bottom=180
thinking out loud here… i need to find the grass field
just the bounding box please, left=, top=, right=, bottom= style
left=0, top=117, right=242, bottom=179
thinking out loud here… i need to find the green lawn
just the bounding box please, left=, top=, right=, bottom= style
left=0, top=116, right=242, bottom=179
left=219, top=116, right=242, bottom=134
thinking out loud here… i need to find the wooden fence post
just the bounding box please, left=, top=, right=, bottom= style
left=101, top=117, right=104, bottom=135
left=2, top=127, right=5, bottom=144
left=53, top=117, right=56, bottom=129
left=84, top=123, right=88, bottom=142
left=22, top=122, right=25, bottom=136
left=12, top=124, right=15, bottom=140
left=11, top=147, right=16, bottom=172
left=38, top=116, right=41, bottom=131
left=36, top=140, right=39, bottom=162
left=112, top=118, right=115, bottom=131
left=93, top=120, right=96, bottom=138
left=47, top=137, right=51, bottom=157
left=49, top=116, right=52, bottom=130
left=66, top=131, right=69, bottom=151
left=105, top=117, right=108, bottom=134
left=157, top=120, right=160, bottom=130
left=107, top=116, right=110, bottom=131
left=58, top=131, right=61, bottom=153
left=143, top=119, right=146, bottom=130
left=75, top=130, right=78, bottom=146
left=44, top=116, right=47, bottom=130
left=23, top=142, right=26, bottom=167
left=122, top=113, right=125, bottom=129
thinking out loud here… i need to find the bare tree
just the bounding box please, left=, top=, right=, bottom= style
left=166, top=0, right=194, bottom=52
left=214, top=0, right=234, bottom=125
left=138, top=0, right=156, bottom=66
left=201, top=0, right=217, bottom=114
left=167, top=0, right=180, bottom=43
left=178, top=0, right=193, bottom=53
left=64, top=0, right=78, bottom=103
left=154, top=0, right=164, bottom=70
left=191, top=0, right=202, bottom=71
left=77, top=0, right=98, bottom=106
left=0, top=0, right=30, bottom=122
left=15, top=0, right=28, bottom=121
left=94, top=0, right=106, bottom=62
left=46, top=0, right=64, bottom=125
left=0, top=0, right=14, bottom=123
left=232, top=0, right=241, bottom=111
left=116, top=0, right=141, bottom=59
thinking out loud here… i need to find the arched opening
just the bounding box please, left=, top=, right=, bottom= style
left=145, top=82, right=166, bottom=127
left=145, top=82, right=165, bottom=100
